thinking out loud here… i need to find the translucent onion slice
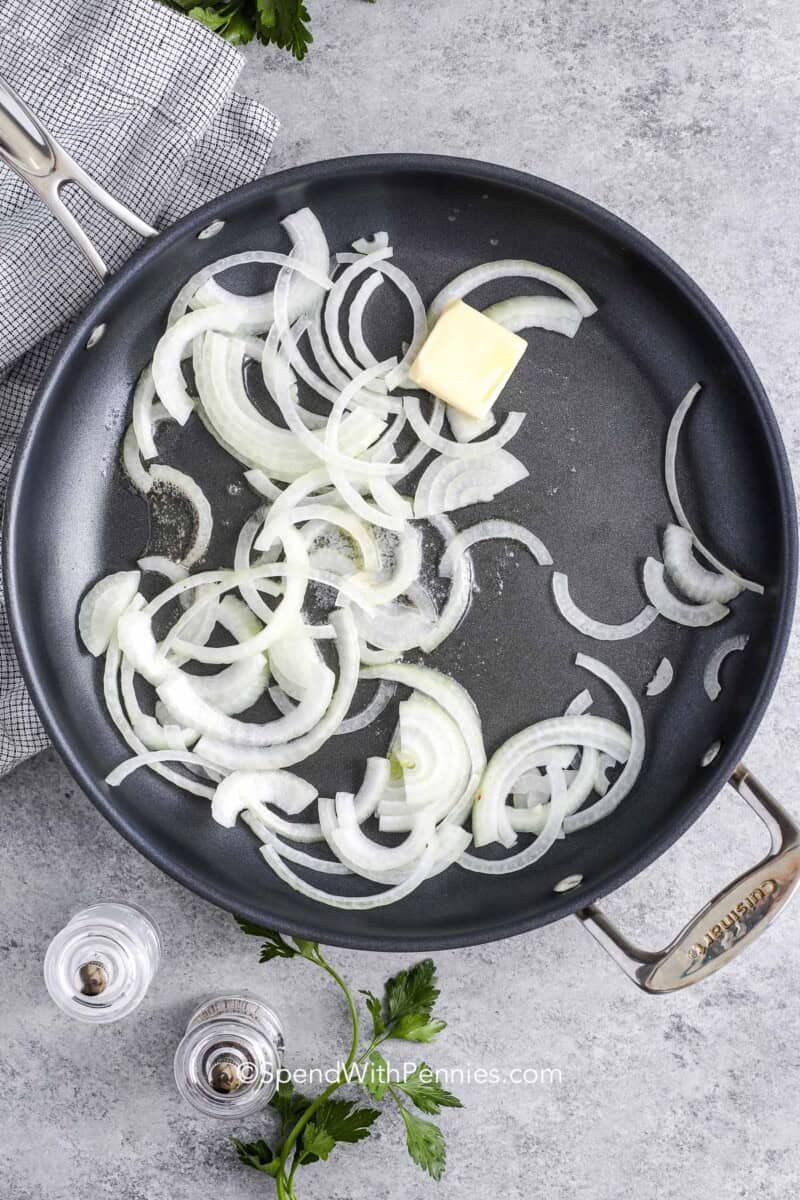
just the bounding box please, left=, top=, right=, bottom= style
left=439, top=519, right=552, bottom=578
left=460, top=766, right=570, bottom=874
left=336, top=680, right=397, bottom=735
left=245, top=469, right=284, bottom=501
left=330, top=807, right=435, bottom=874
left=665, top=384, right=763, bottom=594
left=196, top=608, right=359, bottom=770
left=348, top=273, right=384, bottom=368
left=471, top=714, right=631, bottom=847
left=323, top=247, right=394, bottom=379
left=348, top=525, right=423, bottom=608
left=198, top=333, right=386, bottom=482
left=172, top=209, right=331, bottom=328
left=353, top=600, right=433, bottom=654
left=551, top=572, right=657, bottom=641
left=703, top=634, right=749, bottom=701
left=360, top=662, right=485, bottom=827
left=106, top=748, right=220, bottom=787
left=414, top=449, right=528, bottom=518
left=153, top=306, right=248, bottom=424
left=259, top=838, right=438, bottom=910
left=159, top=656, right=269, bottom=721
left=418, top=514, right=474, bottom=653
left=446, top=409, right=496, bottom=444
left=352, top=232, right=389, bottom=254
left=131, top=366, right=159, bottom=460
left=148, top=465, right=213, bottom=568
left=562, top=654, right=645, bottom=834
left=483, top=295, right=583, bottom=337
left=428, top=259, right=597, bottom=324
left=211, top=770, right=318, bottom=828
left=269, top=622, right=326, bottom=700
left=78, top=571, right=141, bottom=657
left=405, top=396, right=525, bottom=459
left=137, top=556, right=187, bottom=583
left=117, top=607, right=174, bottom=686
left=103, top=637, right=214, bottom=800
left=662, top=523, right=743, bottom=604
left=645, top=657, right=673, bottom=697
left=564, top=689, right=593, bottom=717
left=376, top=692, right=471, bottom=827
left=242, top=810, right=351, bottom=875
left=509, top=747, right=599, bottom=834
left=335, top=256, right=429, bottom=390
left=158, top=662, right=334, bottom=747
left=642, top=557, right=729, bottom=627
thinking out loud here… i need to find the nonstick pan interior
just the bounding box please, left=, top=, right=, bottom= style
left=5, top=157, right=796, bottom=949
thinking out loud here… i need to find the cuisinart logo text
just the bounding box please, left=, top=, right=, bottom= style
left=689, top=879, right=778, bottom=960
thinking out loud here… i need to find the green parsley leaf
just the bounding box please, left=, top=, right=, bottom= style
left=391, top=1014, right=447, bottom=1043
left=255, top=0, right=313, bottom=60
left=396, top=1063, right=463, bottom=1115
left=233, top=1138, right=280, bottom=1177
left=397, top=1105, right=447, bottom=1180
left=269, top=1079, right=312, bottom=1134
left=385, top=959, right=439, bottom=1023
left=362, top=1050, right=390, bottom=1101
left=296, top=1098, right=380, bottom=1165
left=360, top=989, right=386, bottom=1037
left=301, top=1122, right=337, bottom=1162
left=236, top=920, right=300, bottom=962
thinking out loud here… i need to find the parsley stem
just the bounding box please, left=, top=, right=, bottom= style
left=275, top=949, right=361, bottom=1181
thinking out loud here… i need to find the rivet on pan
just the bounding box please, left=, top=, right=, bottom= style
left=198, top=220, right=225, bottom=240
left=553, top=874, right=583, bottom=894
left=701, top=740, right=722, bottom=767
left=85, top=324, right=106, bottom=349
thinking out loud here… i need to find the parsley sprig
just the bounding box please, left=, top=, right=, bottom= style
left=163, top=0, right=376, bottom=60
left=234, top=922, right=463, bottom=1195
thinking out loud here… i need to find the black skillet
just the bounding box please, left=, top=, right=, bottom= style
left=2, top=79, right=798, bottom=992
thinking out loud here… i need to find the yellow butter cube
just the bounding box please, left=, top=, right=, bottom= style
left=408, top=299, right=527, bottom=419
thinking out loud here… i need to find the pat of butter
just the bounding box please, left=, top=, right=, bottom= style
left=408, top=299, right=527, bottom=419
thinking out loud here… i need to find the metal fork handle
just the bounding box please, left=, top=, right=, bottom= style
left=576, top=764, right=800, bottom=992
left=0, top=76, right=157, bottom=280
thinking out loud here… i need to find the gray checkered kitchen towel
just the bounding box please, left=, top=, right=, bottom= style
left=0, top=0, right=279, bottom=773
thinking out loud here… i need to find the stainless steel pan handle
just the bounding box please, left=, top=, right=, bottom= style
left=576, top=764, right=800, bottom=992
left=0, top=76, right=157, bottom=280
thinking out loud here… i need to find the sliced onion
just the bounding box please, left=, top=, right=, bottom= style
left=105, top=748, right=218, bottom=787
left=418, top=514, right=474, bottom=653
left=662, top=523, right=743, bottom=603
left=211, top=770, right=318, bottom=828
left=472, top=714, right=631, bottom=848
left=665, top=384, right=763, bottom=594
left=704, top=634, right=749, bottom=701
left=376, top=692, right=471, bottom=827
left=131, top=367, right=159, bottom=460
left=562, top=654, right=645, bottom=834
left=428, top=259, right=597, bottom=324
left=564, top=689, right=593, bottom=717
left=483, top=295, right=583, bottom=337
left=642, top=557, right=729, bottom=627
left=149, top=465, right=213, bottom=568
left=414, top=449, right=528, bottom=518
left=446, top=409, right=496, bottom=443
left=440, top=519, right=552, bottom=579
left=137, top=556, right=187, bottom=583
left=551, top=572, right=656, bottom=641
left=645, top=657, right=673, bottom=697
left=404, top=395, right=525, bottom=459
left=78, top=571, right=141, bottom=657
left=360, top=662, right=485, bottom=827
left=461, top=766, right=569, bottom=874
left=196, top=607, right=359, bottom=770
left=157, top=662, right=334, bottom=747
left=259, top=838, right=438, bottom=910
left=336, top=679, right=397, bottom=735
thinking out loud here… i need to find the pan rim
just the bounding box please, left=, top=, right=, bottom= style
left=4, top=153, right=797, bottom=951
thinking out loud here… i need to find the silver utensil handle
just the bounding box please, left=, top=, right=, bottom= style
left=576, top=764, right=800, bottom=992
left=0, top=76, right=157, bottom=280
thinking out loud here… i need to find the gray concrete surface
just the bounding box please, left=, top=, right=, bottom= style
left=2, top=1, right=800, bottom=1197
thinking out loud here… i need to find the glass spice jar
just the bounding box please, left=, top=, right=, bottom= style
left=174, top=992, right=285, bottom=1118
left=43, top=901, right=161, bottom=1024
